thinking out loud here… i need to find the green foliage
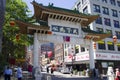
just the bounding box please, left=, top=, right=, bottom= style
left=0, top=54, right=8, bottom=74
left=2, top=0, right=33, bottom=62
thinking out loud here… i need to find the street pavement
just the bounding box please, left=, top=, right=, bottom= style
left=0, top=71, right=108, bottom=80
left=42, top=71, right=108, bottom=80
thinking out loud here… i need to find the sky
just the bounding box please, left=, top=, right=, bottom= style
left=23, top=0, right=77, bottom=14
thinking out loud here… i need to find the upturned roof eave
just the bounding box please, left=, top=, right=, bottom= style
left=15, top=20, right=50, bottom=34
left=82, top=28, right=111, bottom=41
left=31, top=1, right=99, bottom=26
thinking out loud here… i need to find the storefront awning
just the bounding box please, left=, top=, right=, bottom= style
left=65, top=60, right=89, bottom=65
left=97, top=40, right=105, bottom=44
left=117, top=43, right=120, bottom=46
left=107, top=41, right=113, bottom=45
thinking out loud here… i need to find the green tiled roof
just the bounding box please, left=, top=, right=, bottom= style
left=82, top=27, right=106, bottom=34
left=37, top=20, right=48, bottom=26
left=34, top=1, right=94, bottom=17
left=16, top=18, right=48, bottom=27
left=46, top=5, right=92, bottom=16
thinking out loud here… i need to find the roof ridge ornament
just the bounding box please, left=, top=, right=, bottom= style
left=48, top=3, right=54, bottom=7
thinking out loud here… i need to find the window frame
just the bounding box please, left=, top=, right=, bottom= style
left=107, top=43, right=114, bottom=50
left=113, top=20, right=120, bottom=28
left=106, top=29, right=112, bottom=38
left=102, top=0, right=107, bottom=3
left=102, top=7, right=109, bottom=15
left=117, top=1, right=120, bottom=7
left=115, top=31, right=120, bottom=39
left=104, top=18, right=111, bottom=26
left=110, top=0, right=116, bottom=6
left=93, top=4, right=101, bottom=13
left=112, top=9, right=118, bottom=17
left=95, top=17, right=102, bottom=24
left=98, top=43, right=106, bottom=50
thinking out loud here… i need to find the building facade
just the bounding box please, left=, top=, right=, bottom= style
left=54, top=43, right=64, bottom=65
left=73, top=0, right=120, bottom=74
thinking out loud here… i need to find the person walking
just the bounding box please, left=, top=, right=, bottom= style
left=47, top=66, right=49, bottom=73
left=28, top=64, right=33, bottom=76
left=115, top=68, right=120, bottom=80
left=107, top=66, right=114, bottom=80
left=16, top=64, right=23, bottom=80
left=4, top=66, right=12, bottom=80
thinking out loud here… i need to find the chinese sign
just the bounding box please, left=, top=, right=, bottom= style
left=51, top=25, right=79, bottom=35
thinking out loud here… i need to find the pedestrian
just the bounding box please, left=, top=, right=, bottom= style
left=47, top=66, right=49, bottom=73
left=107, top=66, right=114, bottom=80
left=4, top=66, right=12, bottom=80
left=51, top=67, right=54, bottom=74
left=115, top=68, right=120, bottom=80
left=16, top=64, right=23, bottom=80
left=93, top=67, right=99, bottom=79
left=70, top=66, right=73, bottom=76
left=28, top=64, right=33, bottom=76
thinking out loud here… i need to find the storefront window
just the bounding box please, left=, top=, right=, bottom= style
left=98, top=43, right=106, bottom=50
left=117, top=45, right=120, bottom=51
left=107, top=42, right=114, bottom=50
left=81, top=47, right=85, bottom=52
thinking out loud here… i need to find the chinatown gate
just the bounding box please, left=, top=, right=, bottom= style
left=15, top=1, right=110, bottom=70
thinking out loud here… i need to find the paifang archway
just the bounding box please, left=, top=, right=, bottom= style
left=15, top=1, right=111, bottom=70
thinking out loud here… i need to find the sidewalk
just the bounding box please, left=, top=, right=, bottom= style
left=0, top=76, right=16, bottom=80
left=51, top=71, right=89, bottom=78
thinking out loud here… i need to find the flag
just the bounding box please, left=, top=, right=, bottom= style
left=47, top=51, right=52, bottom=58
left=63, top=36, right=70, bottom=42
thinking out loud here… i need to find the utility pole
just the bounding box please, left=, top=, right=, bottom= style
left=0, top=0, right=6, bottom=53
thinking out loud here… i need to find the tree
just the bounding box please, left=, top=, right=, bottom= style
left=2, top=0, right=33, bottom=63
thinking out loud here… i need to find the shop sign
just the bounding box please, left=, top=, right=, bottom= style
left=75, top=54, right=89, bottom=61
left=51, top=25, right=79, bottom=35
left=95, top=53, right=120, bottom=60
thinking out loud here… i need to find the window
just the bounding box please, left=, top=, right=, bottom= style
left=114, top=20, right=120, bottom=28
left=96, top=28, right=103, bottom=32
left=107, top=42, right=114, bottom=50
left=77, top=2, right=81, bottom=10
left=102, top=7, right=109, bottom=15
left=98, top=43, right=106, bottom=50
left=81, top=47, right=85, bottom=52
left=93, top=4, right=101, bottom=13
left=95, top=17, right=102, bottom=24
left=104, top=18, right=111, bottom=26
left=83, top=6, right=88, bottom=14
left=117, top=45, right=120, bottom=51
left=106, top=29, right=112, bottom=38
left=65, top=51, right=67, bottom=56
left=75, top=45, right=79, bottom=54
left=112, top=9, right=118, bottom=17
left=115, top=31, right=120, bottom=39
left=102, top=0, right=107, bottom=3
left=110, top=0, right=116, bottom=5
left=117, top=1, right=120, bottom=7
left=82, top=0, right=84, bottom=4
